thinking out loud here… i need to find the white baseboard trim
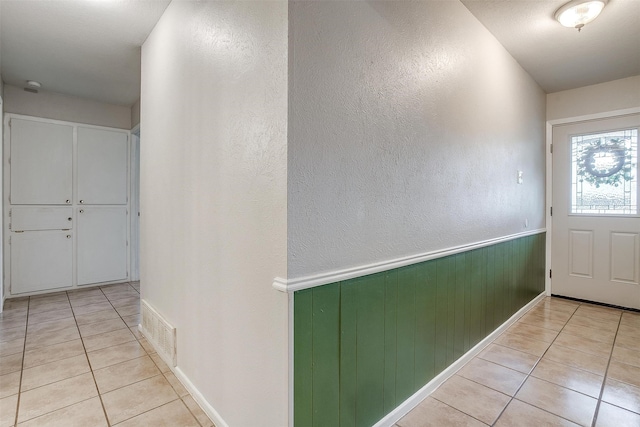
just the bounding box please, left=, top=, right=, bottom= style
left=372, top=292, right=546, bottom=427
left=173, top=367, right=230, bottom=427
left=137, top=324, right=230, bottom=427
left=273, top=229, right=546, bottom=293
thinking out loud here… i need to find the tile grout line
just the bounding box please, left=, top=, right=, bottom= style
left=489, top=298, right=584, bottom=426
left=590, top=311, right=623, bottom=427
left=12, top=296, right=31, bottom=427
left=68, top=288, right=113, bottom=427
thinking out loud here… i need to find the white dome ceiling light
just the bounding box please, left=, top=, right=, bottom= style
left=555, top=0, right=608, bottom=32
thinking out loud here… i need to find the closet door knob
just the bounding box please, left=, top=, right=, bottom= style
left=68, top=217, right=72, bottom=221
left=79, top=210, right=84, bottom=214
left=65, top=200, right=71, bottom=204
left=79, top=200, right=84, bottom=204
left=66, top=235, right=71, bottom=239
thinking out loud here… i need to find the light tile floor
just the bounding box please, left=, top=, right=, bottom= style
left=0, top=282, right=215, bottom=427
left=396, top=296, right=640, bottom=427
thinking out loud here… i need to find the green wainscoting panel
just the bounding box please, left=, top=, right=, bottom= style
left=294, top=232, right=546, bottom=427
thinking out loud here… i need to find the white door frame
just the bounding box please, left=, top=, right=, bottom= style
left=130, top=124, right=140, bottom=282
left=545, top=106, right=640, bottom=299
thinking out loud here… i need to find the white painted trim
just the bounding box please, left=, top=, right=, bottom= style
left=545, top=106, right=640, bottom=297
left=273, top=229, right=546, bottom=293
left=137, top=323, right=230, bottom=427
left=373, top=291, right=546, bottom=427
left=288, top=292, right=294, bottom=427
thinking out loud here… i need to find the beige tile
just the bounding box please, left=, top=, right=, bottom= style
left=23, top=339, right=84, bottom=369
left=478, top=344, right=540, bottom=374
left=431, top=375, right=510, bottom=424
left=602, top=378, right=640, bottom=414
left=28, top=293, right=67, bottom=306
left=543, top=344, right=609, bottom=376
left=616, top=324, right=640, bottom=341
left=102, top=375, right=178, bottom=425
left=0, top=338, right=24, bottom=357
left=0, top=353, right=23, bottom=376
left=562, top=323, right=616, bottom=344
left=26, top=317, right=76, bottom=335
left=17, top=397, right=108, bottom=427
left=531, top=358, right=604, bottom=398
left=139, top=337, right=156, bottom=354
left=164, top=372, right=189, bottom=398
left=25, top=326, right=80, bottom=350
left=150, top=353, right=170, bottom=373
left=0, top=326, right=26, bottom=343
left=616, top=333, right=640, bottom=352
left=0, top=371, right=21, bottom=399
left=28, top=300, right=70, bottom=315
left=0, top=394, right=18, bottom=427
left=110, top=295, right=139, bottom=309
left=69, top=295, right=109, bottom=308
left=527, top=306, right=572, bottom=322
left=115, top=304, right=140, bottom=317
left=83, top=328, right=135, bottom=352
left=555, top=331, right=613, bottom=358
left=516, top=376, right=597, bottom=426
left=574, top=305, right=621, bottom=323
left=539, top=298, right=579, bottom=314
left=121, top=314, right=140, bottom=328
left=129, top=326, right=142, bottom=339
left=94, top=356, right=160, bottom=394
left=567, top=315, right=619, bottom=333
left=457, top=357, right=526, bottom=396
left=115, top=399, right=199, bottom=427
left=495, top=398, right=581, bottom=427
left=72, top=302, right=114, bottom=316
left=518, top=313, right=566, bottom=332
left=88, top=340, right=147, bottom=370
left=612, top=345, right=640, bottom=368
left=67, top=288, right=104, bottom=301
left=27, top=308, right=73, bottom=325
left=21, top=354, right=90, bottom=391
left=507, top=321, right=559, bottom=343
left=608, top=361, right=640, bottom=388
left=595, top=402, right=640, bottom=427
left=130, top=282, right=140, bottom=292
left=0, top=316, right=27, bottom=331
left=182, top=396, right=214, bottom=427
left=78, top=318, right=127, bottom=338
left=620, top=312, right=640, bottom=328
left=17, top=372, right=98, bottom=423
left=0, top=310, right=27, bottom=322
left=75, top=308, right=119, bottom=326
left=494, top=332, right=550, bottom=357
left=397, top=396, right=486, bottom=427
left=100, top=283, right=133, bottom=294
left=105, top=290, right=139, bottom=301
left=2, top=298, right=29, bottom=311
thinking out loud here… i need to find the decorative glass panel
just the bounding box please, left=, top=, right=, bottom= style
left=571, top=128, right=638, bottom=215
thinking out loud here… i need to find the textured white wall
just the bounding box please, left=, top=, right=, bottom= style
left=3, top=85, right=131, bottom=129
left=547, top=75, right=640, bottom=120
left=288, top=1, right=546, bottom=278
left=140, top=1, right=288, bottom=426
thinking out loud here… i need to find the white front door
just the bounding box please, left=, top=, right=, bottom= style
left=552, top=113, right=640, bottom=309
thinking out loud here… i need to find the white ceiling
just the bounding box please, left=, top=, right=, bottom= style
left=461, top=0, right=640, bottom=93
left=0, top=0, right=638, bottom=106
left=0, top=0, right=171, bottom=106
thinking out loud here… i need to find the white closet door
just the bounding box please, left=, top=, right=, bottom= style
left=10, top=119, right=73, bottom=205
left=77, top=127, right=128, bottom=205
left=11, top=231, right=73, bottom=294
left=77, top=207, right=127, bottom=285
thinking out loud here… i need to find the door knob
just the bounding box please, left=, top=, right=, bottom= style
left=65, top=200, right=71, bottom=204
left=79, top=210, right=84, bottom=214
left=79, top=200, right=84, bottom=204
left=66, top=235, right=71, bottom=239
left=68, top=217, right=72, bottom=221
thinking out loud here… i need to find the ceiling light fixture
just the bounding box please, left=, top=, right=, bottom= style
left=24, top=80, right=42, bottom=94
left=555, top=0, right=608, bottom=32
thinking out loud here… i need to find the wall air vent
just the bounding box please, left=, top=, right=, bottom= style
left=141, top=299, right=177, bottom=367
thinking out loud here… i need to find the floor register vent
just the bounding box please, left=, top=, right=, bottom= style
left=141, top=299, right=177, bottom=367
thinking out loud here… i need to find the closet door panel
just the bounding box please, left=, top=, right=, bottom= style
left=11, top=231, right=73, bottom=294
left=77, top=206, right=127, bottom=285
left=77, top=127, right=128, bottom=205
left=10, top=119, right=73, bottom=205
